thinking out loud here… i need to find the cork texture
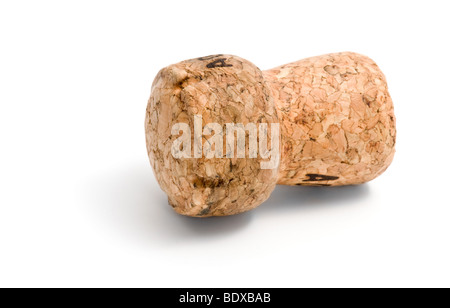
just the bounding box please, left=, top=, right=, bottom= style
left=146, top=55, right=279, bottom=217
left=264, top=52, right=396, bottom=186
left=146, top=52, right=396, bottom=216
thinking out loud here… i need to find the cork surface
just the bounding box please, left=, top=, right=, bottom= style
left=146, top=52, right=396, bottom=216
left=264, top=52, right=396, bottom=186
left=146, top=55, right=279, bottom=217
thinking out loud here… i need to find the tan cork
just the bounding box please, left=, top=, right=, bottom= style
left=145, top=52, right=396, bottom=217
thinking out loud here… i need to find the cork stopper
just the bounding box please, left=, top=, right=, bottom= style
left=264, top=52, right=396, bottom=186
left=146, top=52, right=396, bottom=217
left=146, top=55, right=279, bottom=217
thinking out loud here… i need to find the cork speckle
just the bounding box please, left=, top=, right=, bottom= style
left=303, top=174, right=340, bottom=182
left=206, top=58, right=233, bottom=68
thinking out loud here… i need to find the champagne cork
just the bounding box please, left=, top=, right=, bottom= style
left=264, top=52, right=396, bottom=186
left=145, top=52, right=396, bottom=217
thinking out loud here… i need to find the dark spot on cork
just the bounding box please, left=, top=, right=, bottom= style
left=198, top=207, right=211, bottom=216
left=324, top=65, right=339, bottom=75
left=193, top=75, right=204, bottom=81
left=197, top=54, right=223, bottom=61
left=206, top=58, right=232, bottom=68
left=363, top=94, right=375, bottom=107
left=303, top=174, right=339, bottom=182
left=362, top=96, right=371, bottom=107
left=229, top=161, right=235, bottom=171
left=296, top=183, right=332, bottom=187
left=193, top=177, right=225, bottom=188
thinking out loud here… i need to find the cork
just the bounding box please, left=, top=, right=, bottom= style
left=146, top=55, right=279, bottom=217
left=264, top=52, right=396, bottom=186
left=145, top=52, right=396, bottom=217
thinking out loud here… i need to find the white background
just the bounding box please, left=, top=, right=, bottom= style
left=1, top=0, right=449, bottom=288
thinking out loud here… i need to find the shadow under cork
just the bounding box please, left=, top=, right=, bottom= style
left=84, top=164, right=253, bottom=245
left=256, top=184, right=371, bottom=215
left=84, top=164, right=370, bottom=245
